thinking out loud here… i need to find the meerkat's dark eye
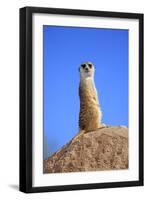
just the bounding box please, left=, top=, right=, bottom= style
left=81, top=64, right=86, bottom=69
left=88, top=64, right=92, bottom=68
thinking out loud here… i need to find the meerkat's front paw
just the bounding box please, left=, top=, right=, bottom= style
left=98, top=123, right=107, bottom=129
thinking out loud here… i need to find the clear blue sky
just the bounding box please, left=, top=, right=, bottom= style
left=43, top=25, right=128, bottom=159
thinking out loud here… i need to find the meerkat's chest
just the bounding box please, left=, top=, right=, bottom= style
left=79, top=79, right=98, bottom=102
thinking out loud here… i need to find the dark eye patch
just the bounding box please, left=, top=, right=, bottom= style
left=88, top=64, right=92, bottom=68
left=81, top=64, right=86, bottom=69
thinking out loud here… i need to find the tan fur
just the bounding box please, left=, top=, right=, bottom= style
left=79, top=62, right=103, bottom=132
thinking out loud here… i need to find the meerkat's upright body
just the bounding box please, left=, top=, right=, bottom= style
left=79, top=62, right=102, bottom=132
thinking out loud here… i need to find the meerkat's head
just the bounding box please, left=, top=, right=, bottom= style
left=79, top=62, right=95, bottom=79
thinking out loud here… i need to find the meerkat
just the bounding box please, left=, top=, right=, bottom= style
left=78, top=61, right=104, bottom=135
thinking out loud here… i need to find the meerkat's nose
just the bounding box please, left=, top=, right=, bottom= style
left=85, top=66, right=89, bottom=72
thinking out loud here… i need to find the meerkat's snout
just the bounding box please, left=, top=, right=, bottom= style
left=85, top=66, right=89, bottom=72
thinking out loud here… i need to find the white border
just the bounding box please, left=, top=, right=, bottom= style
left=32, top=13, right=139, bottom=187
